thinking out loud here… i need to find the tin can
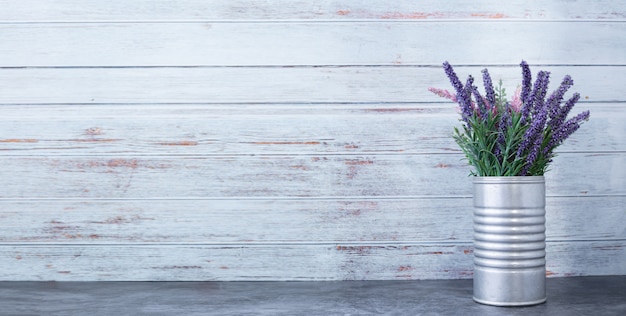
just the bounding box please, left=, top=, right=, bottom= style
left=472, top=176, right=547, bottom=306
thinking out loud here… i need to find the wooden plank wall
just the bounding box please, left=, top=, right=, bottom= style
left=0, top=0, right=624, bottom=281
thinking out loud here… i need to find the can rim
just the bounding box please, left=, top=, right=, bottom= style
left=473, top=176, right=545, bottom=184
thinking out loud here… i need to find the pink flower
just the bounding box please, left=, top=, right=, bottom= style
left=428, top=87, right=457, bottom=102
left=510, top=86, right=523, bottom=112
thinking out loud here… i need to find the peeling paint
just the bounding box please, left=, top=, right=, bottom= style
left=0, top=139, right=38, bottom=143
left=345, top=159, right=374, bottom=166
left=344, top=158, right=374, bottom=180
left=311, top=157, right=327, bottom=162
left=380, top=12, right=433, bottom=19
left=423, top=251, right=455, bottom=255
left=84, top=127, right=103, bottom=136
left=65, top=159, right=140, bottom=170
left=90, top=215, right=154, bottom=225
left=158, top=141, right=199, bottom=146
left=71, top=138, right=120, bottom=143
left=106, top=159, right=139, bottom=168
left=336, top=245, right=383, bottom=254
left=338, top=201, right=378, bottom=215
left=470, top=12, right=508, bottom=19
left=253, top=141, right=321, bottom=145
left=366, top=108, right=424, bottom=113
left=160, top=265, right=203, bottom=269
left=289, top=165, right=309, bottom=171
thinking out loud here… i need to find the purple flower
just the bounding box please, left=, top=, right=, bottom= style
left=544, top=110, right=590, bottom=155
left=520, top=70, right=546, bottom=124
left=522, top=83, right=554, bottom=175
left=434, top=60, right=590, bottom=176
left=521, top=135, right=544, bottom=176
left=471, top=83, right=488, bottom=119
left=548, top=93, right=580, bottom=131
left=460, top=75, right=476, bottom=122
left=517, top=84, right=550, bottom=159
left=482, top=68, right=496, bottom=109
left=443, top=61, right=464, bottom=94
left=530, top=71, right=551, bottom=117
left=443, top=62, right=473, bottom=124
left=519, top=61, right=533, bottom=114
left=546, top=75, right=574, bottom=121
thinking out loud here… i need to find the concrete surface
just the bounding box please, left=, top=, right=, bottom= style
left=0, top=276, right=624, bottom=315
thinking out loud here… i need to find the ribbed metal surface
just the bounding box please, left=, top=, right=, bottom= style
left=472, top=176, right=547, bottom=306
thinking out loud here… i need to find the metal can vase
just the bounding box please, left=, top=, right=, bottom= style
left=472, top=176, right=547, bottom=306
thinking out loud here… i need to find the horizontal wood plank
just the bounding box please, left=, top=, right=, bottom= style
left=1, top=241, right=623, bottom=281
left=1, top=22, right=625, bottom=67
left=0, top=67, right=623, bottom=104
left=0, top=103, right=616, bottom=155
left=1, top=0, right=624, bottom=22
left=0, top=153, right=623, bottom=198
left=0, top=197, right=623, bottom=243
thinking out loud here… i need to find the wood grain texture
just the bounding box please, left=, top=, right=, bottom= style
left=0, top=67, right=624, bottom=104
left=0, top=153, right=623, bottom=198
left=1, top=0, right=624, bottom=22
left=0, top=103, right=619, bottom=155
left=0, top=1, right=624, bottom=281
left=0, top=241, right=623, bottom=281
left=2, top=22, right=625, bottom=66
left=0, top=197, right=623, bottom=244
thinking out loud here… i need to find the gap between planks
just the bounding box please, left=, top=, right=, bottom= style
left=1, top=239, right=624, bottom=247
left=0, top=152, right=624, bottom=157
left=3, top=19, right=626, bottom=24
left=0, top=194, right=624, bottom=201
left=3, top=64, right=626, bottom=69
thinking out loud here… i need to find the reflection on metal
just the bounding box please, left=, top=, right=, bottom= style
left=473, top=176, right=546, bottom=306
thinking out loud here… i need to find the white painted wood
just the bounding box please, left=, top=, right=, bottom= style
left=2, top=22, right=625, bottom=66
left=0, top=197, right=623, bottom=243
left=0, top=103, right=618, bottom=155
left=0, top=241, right=623, bottom=281
left=0, top=0, right=624, bottom=22
left=0, top=0, right=624, bottom=281
left=0, top=153, right=622, bottom=198
left=0, top=67, right=623, bottom=104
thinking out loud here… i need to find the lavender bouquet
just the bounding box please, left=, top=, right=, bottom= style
left=429, top=61, right=590, bottom=176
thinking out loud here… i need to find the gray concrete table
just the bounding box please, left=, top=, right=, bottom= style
left=1, top=276, right=624, bottom=315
